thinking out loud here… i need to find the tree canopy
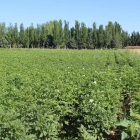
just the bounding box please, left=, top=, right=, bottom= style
left=0, top=20, right=139, bottom=49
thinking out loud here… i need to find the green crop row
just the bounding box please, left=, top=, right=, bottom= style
left=0, top=49, right=140, bottom=139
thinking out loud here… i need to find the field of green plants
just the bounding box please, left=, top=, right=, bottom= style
left=0, top=49, right=140, bottom=140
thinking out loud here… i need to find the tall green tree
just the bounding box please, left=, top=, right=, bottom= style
left=130, top=31, right=140, bottom=46
left=92, top=22, right=98, bottom=49
left=114, top=22, right=121, bottom=35
left=80, top=22, right=87, bottom=49
left=52, top=20, right=59, bottom=48
left=86, top=28, right=93, bottom=49
left=13, top=23, right=19, bottom=48
left=46, top=21, right=54, bottom=35
left=122, top=30, right=129, bottom=47
left=75, top=20, right=80, bottom=49
left=25, top=27, right=29, bottom=48
left=34, top=24, right=41, bottom=48
left=112, top=33, right=120, bottom=48
left=7, top=23, right=13, bottom=49
left=114, top=22, right=122, bottom=48
left=29, top=23, right=34, bottom=48
left=64, top=20, right=70, bottom=48
left=70, top=27, right=75, bottom=39
left=1, top=22, right=6, bottom=38
left=40, top=24, right=47, bottom=48
left=19, top=23, right=25, bottom=47
left=104, top=26, right=112, bottom=48
left=58, top=19, right=63, bottom=46
left=107, top=21, right=115, bottom=48
left=98, top=25, right=104, bottom=48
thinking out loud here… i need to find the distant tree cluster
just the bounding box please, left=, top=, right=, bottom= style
left=0, top=20, right=140, bottom=49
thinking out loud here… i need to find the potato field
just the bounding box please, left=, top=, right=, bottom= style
left=0, top=49, right=140, bottom=140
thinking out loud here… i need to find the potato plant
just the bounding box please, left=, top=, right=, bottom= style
left=0, top=49, right=140, bottom=139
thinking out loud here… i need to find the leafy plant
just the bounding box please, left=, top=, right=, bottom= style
left=0, top=49, right=140, bottom=139
left=115, top=118, right=140, bottom=140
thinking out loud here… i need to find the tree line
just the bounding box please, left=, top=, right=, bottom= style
left=0, top=20, right=140, bottom=49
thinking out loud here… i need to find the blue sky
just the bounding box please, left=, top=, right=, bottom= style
left=1, top=0, right=140, bottom=34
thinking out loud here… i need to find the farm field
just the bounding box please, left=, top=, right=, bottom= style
left=0, top=49, right=140, bottom=139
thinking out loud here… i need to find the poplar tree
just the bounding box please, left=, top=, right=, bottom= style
left=122, top=30, right=129, bottom=47
left=80, top=22, right=87, bottom=49
left=34, top=24, right=41, bottom=48
left=58, top=19, right=63, bottom=46
left=87, top=28, right=93, bottom=49
left=52, top=20, right=59, bottom=47
left=98, top=25, right=104, bottom=48
left=113, top=33, right=120, bottom=48
left=25, top=27, right=29, bottom=48
left=64, top=20, right=70, bottom=48
left=13, top=23, right=19, bottom=47
left=136, top=32, right=140, bottom=45
left=46, top=21, right=54, bottom=35
left=70, top=27, right=75, bottom=39
left=107, top=21, right=115, bottom=48
left=40, top=24, right=47, bottom=48
left=75, top=20, right=80, bottom=49
left=29, top=23, right=34, bottom=48
left=7, top=23, right=13, bottom=49
left=93, top=22, right=98, bottom=49
left=104, top=26, right=112, bottom=48
left=19, top=23, right=25, bottom=47
left=114, top=22, right=122, bottom=48
left=131, top=31, right=140, bottom=46
left=1, top=22, right=6, bottom=38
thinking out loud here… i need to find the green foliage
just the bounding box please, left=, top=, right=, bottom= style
left=115, top=118, right=140, bottom=139
left=58, top=19, right=63, bottom=46
left=19, top=23, right=25, bottom=47
left=130, top=31, right=140, bottom=46
left=87, top=28, right=93, bottom=49
left=75, top=20, right=80, bottom=48
left=13, top=23, right=19, bottom=47
left=2, top=20, right=140, bottom=49
left=64, top=20, right=70, bottom=47
left=24, top=27, right=29, bottom=48
left=7, top=23, right=13, bottom=48
left=0, top=49, right=140, bottom=139
left=98, top=25, right=104, bottom=48
left=93, top=22, right=98, bottom=49
left=29, top=23, right=35, bottom=48
left=66, top=38, right=76, bottom=49
left=0, top=37, right=9, bottom=48
left=46, top=35, right=53, bottom=48
left=52, top=20, right=59, bottom=47
left=1, top=22, right=6, bottom=38
left=40, top=24, right=47, bottom=48
left=80, top=22, right=87, bottom=49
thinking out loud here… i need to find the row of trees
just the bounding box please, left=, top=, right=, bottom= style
left=0, top=20, right=140, bottom=49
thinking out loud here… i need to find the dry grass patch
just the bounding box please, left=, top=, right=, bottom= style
left=129, top=49, right=140, bottom=54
